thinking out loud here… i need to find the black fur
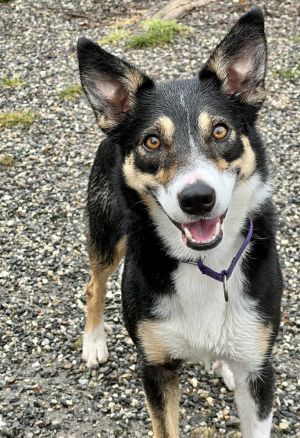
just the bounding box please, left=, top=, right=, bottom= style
left=248, top=360, right=275, bottom=420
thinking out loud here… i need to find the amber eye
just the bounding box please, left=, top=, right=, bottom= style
left=212, top=124, right=229, bottom=141
left=144, top=135, right=161, bottom=150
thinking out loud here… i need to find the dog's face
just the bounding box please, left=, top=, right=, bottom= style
left=78, top=8, right=269, bottom=256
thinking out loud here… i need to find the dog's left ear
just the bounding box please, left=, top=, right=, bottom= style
left=77, top=37, right=154, bottom=131
left=200, top=7, right=267, bottom=107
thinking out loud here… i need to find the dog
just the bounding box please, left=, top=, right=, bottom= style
left=77, top=8, right=282, bottom=437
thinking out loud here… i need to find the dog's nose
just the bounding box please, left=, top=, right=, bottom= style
left=178, top=182, right=216, bottom=215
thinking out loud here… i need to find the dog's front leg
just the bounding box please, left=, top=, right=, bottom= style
left=82, top=238, right=125, bottom=368
left=231, top=361, right=275, bottom=438
left=142, top=362, right=180, bottom=438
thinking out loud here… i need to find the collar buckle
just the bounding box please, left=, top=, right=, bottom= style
left=191, top=219, right=253, bottom=303
left=222, top=272, right=229, bottom=302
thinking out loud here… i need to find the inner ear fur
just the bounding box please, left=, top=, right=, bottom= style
left=199, top=7, right=267, bottom=107
left=77, top=37, right=153, bottom=131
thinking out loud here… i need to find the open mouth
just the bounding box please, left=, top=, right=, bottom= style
left=174, top=213, right=226, bottom=251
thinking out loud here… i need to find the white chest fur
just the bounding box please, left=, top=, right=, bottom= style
left=152, top=260, right=265, bottom=372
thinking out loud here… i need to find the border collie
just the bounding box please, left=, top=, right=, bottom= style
left=77, top=8, right=282, bottom=437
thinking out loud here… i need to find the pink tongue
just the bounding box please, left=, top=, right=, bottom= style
left=185, top=217, right=219, bottom=242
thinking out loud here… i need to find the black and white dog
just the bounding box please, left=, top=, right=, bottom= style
left=77, top=8, right=282, bottom=437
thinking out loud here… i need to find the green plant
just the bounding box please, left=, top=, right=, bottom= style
left=1, top=76, right=23, bottom=88
left=72, top=336, right=83, bottom=350
left=274, top=67, right=300, bottom=80
left=126, top=19, right=190, bottom=49
left=288, top=35, right=300, bottom=42
left=0, top=154, right=15, bottom=166
left=99, top=29, right=130, bottom=46
left=0, top=111, right=36, bottom=129
left=58, top=84, right=83, bottom=100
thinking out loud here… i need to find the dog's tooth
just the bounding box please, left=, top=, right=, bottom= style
left=183, top=227, right=193, bottom=241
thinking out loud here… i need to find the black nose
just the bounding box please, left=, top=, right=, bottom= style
left=178, top=182, right=216, bottom=215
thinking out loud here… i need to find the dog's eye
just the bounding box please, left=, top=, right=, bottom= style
left=212, top=124, right=228, bottom=141
left=144, top=135, right=161, bottom=150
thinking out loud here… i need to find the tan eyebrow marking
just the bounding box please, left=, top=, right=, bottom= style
left=198, top=112, right=213, bottom=136
left=155, top=115, right=175, bottom=141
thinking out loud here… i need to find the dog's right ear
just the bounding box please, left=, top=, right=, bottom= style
left=77, top=38, right=154, bottom=131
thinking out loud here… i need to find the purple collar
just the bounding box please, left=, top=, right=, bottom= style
left=187, top=219, right=254, bottom=302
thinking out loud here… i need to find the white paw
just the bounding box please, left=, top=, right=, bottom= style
left=212, top=360, right=235, bottom=391
left=82, top=323, right=109, bottom=368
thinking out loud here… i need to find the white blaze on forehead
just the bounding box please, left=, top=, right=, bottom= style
left=179, top=90, right=198, bottom=152
left=179, top=91, right=185, bottom=107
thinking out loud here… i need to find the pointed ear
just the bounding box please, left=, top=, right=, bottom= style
left=199, top=8, right=267, bottom=107
left=77, top=38, right=153, bottom=131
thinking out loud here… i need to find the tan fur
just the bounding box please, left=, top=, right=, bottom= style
left=123, top=154, right=177, bottom=193
left=145, top=375, right=180, bottom=438
left=124, top=67, right=144, bottom=93
left=97, top=114, right=116, bottom=130
left=139, top=192, right=158, bottom=212
left=258, top=324, right=273, bottom=357
left=216, top=158, right=229, bottom=171
left=208, top=51, right=228, bottom=82
left=164, top=379, right=180, bottom=438
left=156, top=115, right=175, bottom=142
left=146, top=401, right=165, bottom=438
left=231, top=135, right=256, bottom=179
left=123, top=154, right=158, bottom=193
left=156, top=164, right=178, bottom=186
left=198, top=111, right=213, bottom=136
left=137, top=116, right=175, bottom=155
left=138, top=321, right=169, bottom=364
left=207, top=51, right=265, bottom=104
left=123, top=66, right=146, bottom=108
left=85, top=238, right=126, bottom=331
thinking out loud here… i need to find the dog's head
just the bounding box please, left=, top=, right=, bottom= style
left=78, top=8, right=270, bottom=259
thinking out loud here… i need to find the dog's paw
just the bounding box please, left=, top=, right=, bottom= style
left=212, top=360, right=235, bottom=391
left=82, top=323, right=109, bottom=368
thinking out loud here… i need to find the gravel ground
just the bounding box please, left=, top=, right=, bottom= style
left=0, top=0, right=299, bottom=437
